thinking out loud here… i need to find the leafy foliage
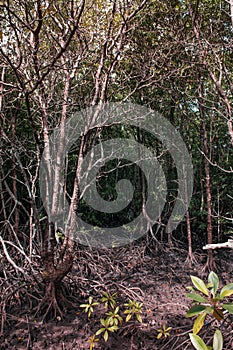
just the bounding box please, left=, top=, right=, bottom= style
left=95, top=318, right=119, bottom=342
left=186, top=272, right=233, bottom=334
left=189, top=329, right=223, bottom=350
left=101, top=291, right=117, bottom=309
left=80, top=292, right=143, bottom=348
left=80, top=296, right=99, bottom=318
left=156, top=324, right=172, bottom=339
left=123, top=299, right=143, bottom=323
left=186, top=272, right=233, bottom=349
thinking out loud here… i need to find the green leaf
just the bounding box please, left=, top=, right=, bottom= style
left=92, top=302, right=99, bottom=306
left=95, top=328, right=105, bottom=336
left=103, top=330, right=108, bottom=342
left=222, top=303, right=233, bottom=314
left=126, top=314, right=132, bottom=322
left=186, top=293, right=208, bottom=303
left=109, top=325, right=118, bottom=332
left=191, top=276, right=209, bottom=296
left=208, top=272, right=219, bottom=295
left=213, top=329, right=223, bottom=350
left=100, top=318, right=106, bottom=327
left=189, top=333, right=208, bottom=350
left=220, top=283, right=233, bottom=298
left=186, top=305, right=209, bottom=318
left=193, top=313, right=206, bottom=335
left=80, top=304, right=87, bottom=308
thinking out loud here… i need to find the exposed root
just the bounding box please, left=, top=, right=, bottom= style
left=34, top=280, right=68, bottom=321
left=202, top=256, right=218, bottom=273
left=185, top=252, right=198, bottom=266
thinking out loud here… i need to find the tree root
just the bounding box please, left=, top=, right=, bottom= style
left=185, top=252, right=198, bottom=267
left=202, top=256, right=218, bottom=273
left=34, top=280, right=70, bottom=321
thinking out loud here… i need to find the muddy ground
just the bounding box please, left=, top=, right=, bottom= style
left=1, top=241, right=233, bottom=349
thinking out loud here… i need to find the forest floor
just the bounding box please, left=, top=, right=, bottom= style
left=1, top=240, right=233, bottom=350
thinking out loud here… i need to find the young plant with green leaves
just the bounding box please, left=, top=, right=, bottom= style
left=186, top=271, right=233, bottom=335
left=87, top=334, right=99, bottom=350
left=101, top=291, right=117, bottom=309
left=95, top=318, right=119, bottom=342
left=105, top=306, right=123, bottom=326
left=189, top=329, right=223, bottom=350
left=124, top=299, right=143, bottom=323
left=157, top=324, right=172, bottom=339
left=80, top=296, right=99, bottom=318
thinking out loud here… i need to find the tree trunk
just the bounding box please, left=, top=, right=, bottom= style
left=11, top=113, right=19, bottom=235
left=38, top=222, right=74, bottom=319
left=203, top=136, right=215, bottom=270
left=198, top=84, right=215, bottom=271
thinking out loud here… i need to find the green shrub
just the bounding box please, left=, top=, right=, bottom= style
left=186, top=271, right=233, bottom=350
left=186, top=271, right=233, bottom=335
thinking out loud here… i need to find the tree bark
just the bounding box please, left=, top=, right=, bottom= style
left=198, top=84, right=215, bottom=271
left=39, top=222, right=73, bottom=318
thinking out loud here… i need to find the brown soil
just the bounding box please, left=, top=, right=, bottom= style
left=1, top=242, right=233, bottom=350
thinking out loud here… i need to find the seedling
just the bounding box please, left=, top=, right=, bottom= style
left=157, top=324, right=172, bottom=339
left=87, top=334, right=99, bottom=350
left=95, top=318, right=119, bottom=342
left=80, top=296, right=99, bottom=318
left=105, top=306, right=123, bottom=326
left=124, top=299, right=143, bottom=323
left=101, top=292, right=117, bottom=309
